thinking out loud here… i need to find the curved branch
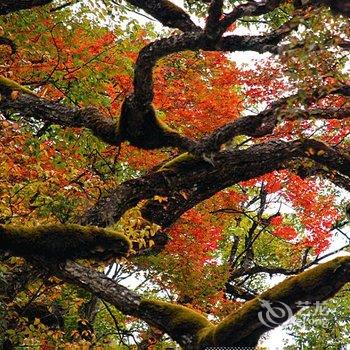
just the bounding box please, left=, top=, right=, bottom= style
left=295, top=160, right=350, bottom=192
left=56, top=260, right=212, bottom=348
left=141, top=139, right=350, bottom=226
left=193, top=88, right=350, bottom=154
left=80, top=139, right=349, bottom=228
left=198, top=255, right=350, bottom=348
left=219, top=0, right=286, bottom=33
left=204, top=0, right=224, bottom=41
left=133, top=32, right=202, bottom=106
left=118, top=94, right=198, bottom=150
left=55, top=256, right=350, bottom=348
left=3, top=87, right=342, bottom=231
left=126, top=0, right=199, bottom=32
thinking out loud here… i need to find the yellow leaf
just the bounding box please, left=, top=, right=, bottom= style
left=154, top=195, right=168, bottom=203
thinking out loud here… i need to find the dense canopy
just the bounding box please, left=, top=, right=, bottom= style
left=0, top=0, right=350, bottom=349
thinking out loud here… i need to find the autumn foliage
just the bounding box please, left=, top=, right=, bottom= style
left=0, top=0, right=350, bottom=349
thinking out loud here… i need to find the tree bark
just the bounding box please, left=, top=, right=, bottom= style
left=55, top=256, right=350, bottom=349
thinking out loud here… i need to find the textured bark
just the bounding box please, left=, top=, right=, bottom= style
left=142, top=139, right=350, bottom=226
left=204, top=0, right=224, bottom=41
left=133, top=32, right=202, bottom=106
left=126, top=0, right=199, bottom=32
left=0, top=95, right=121, bottom=146
left=57, top=261, right=211, bottom=348
left=201, top=256, right=350, bottom=348
left=1, top=1, right=350, bottom=348
left=55, top=257, right=350, bottom=349
left=80, top=139, right=350, bottom=228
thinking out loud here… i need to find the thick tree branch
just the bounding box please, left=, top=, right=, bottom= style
left=219, top=17, right=307, bottom=54
left=80, top=139, right=350, bottom=228
left=287, top=107, right=350, bottom=120
left=2, top=88, right=348, bottom=156
left=133, top=32, right=202, bottom=106
left=2, top=87, right=348, bottom=232
left=0, top=12, right=322, bottom=155
left=296, top=163, right=350, bottom=193
left=54, top=256, right=350, bottom=348
left=204, top=0, right=224, bottom=41
left=55, top=260, right=212, bottom=348
left=118, top=94, right=198, bottom=151
left=141, top=139, right=350, bottom=226
left=0, top=224, right=130, bottom=261
left=126, top=0, right=199, bottom=32
left=0, top=94, right=121, bottom=146
left=1, top=1, right=350, bottom=349
left=198, top=255, right=350, bottom=348
left=193, top=89, right=350, bottom=154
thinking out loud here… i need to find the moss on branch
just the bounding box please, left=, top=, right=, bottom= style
left=118, top=95, right=195, bottom=151
left=0, top=75, right=38, bottom=97
left=140, top=257, right=350, bottom=348
left=119, top=96, right=180, bottom=149
left=140, top=300, right=212, bottom=342
left=55, top=255, right=350, bottom=348
left=199, top=256, right=350, bottom=347
left=157, top=152, right=198, bottom=172
left=0, top=224, right=131, bottom=261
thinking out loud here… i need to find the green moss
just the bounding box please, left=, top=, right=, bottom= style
left=0, top=75, right=37, bottom=97
left=118, top=99, right=184, bottom=150
left=140, top=300, right=211, bottom=339
left=262, top=256, right=350, bottom=301
left=212, top=298, right=262, bottom=345
left=211, top=256, right=350, bottom=346
left=154, top=112, right=179, bottom=134
left=157, top=152, right=197, bottom=172
left=0, top=224, right=131, bottom=261
left=196, top=325, right=215, bottom=348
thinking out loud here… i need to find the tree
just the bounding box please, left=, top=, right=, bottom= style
left=0, top=0, right=350, bottom=348
left=285, top=288, right=350, bottom=349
